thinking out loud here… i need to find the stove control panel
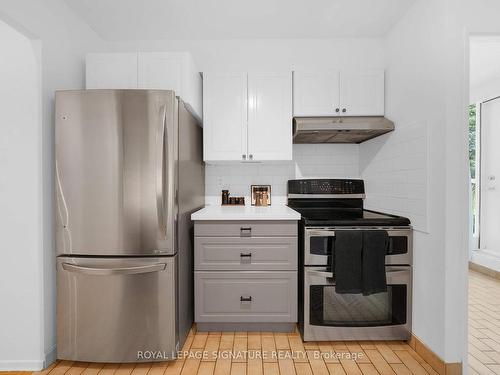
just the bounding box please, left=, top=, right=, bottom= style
left=288, top=179, right=365, bottom=195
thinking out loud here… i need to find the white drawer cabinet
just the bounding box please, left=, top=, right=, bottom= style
left=203, top=72, right=292, bottom=162
left=85, top=52, right=202, bottom=120
left=293, top=70, right=384, bottom=117
left=194, top=220, right=298, bottom=331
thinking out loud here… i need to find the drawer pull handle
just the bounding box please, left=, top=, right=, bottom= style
left=240, top=296, right=252, bottom=302
left=240, top=227, right=252, bottom=237
left=240, top=252, right=252, bottom=258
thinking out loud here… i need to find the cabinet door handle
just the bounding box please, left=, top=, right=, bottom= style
left=240, top=296, right=252, bottom=302
left=240, top=252, right=252, bottom=258
left=240, top=227, right=252, bottom=237
left=249, top=154, right=253, bottom=160
left=342, top=108, right=347, bottom=113
left=242, top=154, right=246, bottom=160
left=335, top=108, right=340, bottom=113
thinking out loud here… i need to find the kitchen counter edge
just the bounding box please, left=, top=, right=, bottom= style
left=191, top=205, right=301, bottom=221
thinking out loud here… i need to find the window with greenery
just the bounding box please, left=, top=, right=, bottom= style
left=469, top=104, right=476, bottom=179
left=469, top=103, right=478, bottom=234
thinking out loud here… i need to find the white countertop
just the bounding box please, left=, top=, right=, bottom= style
left=191, top=205, right=301, bottom=221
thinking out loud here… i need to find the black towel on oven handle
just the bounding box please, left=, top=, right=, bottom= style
left=334, top=230, right=363, bottom=294
left=362, top=230, right=389, bottom=296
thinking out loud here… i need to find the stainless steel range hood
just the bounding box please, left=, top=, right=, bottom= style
left=293, top=116, right=394, bottom=144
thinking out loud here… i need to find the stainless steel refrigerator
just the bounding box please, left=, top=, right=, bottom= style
left=55, top=90, right=204, bottom=362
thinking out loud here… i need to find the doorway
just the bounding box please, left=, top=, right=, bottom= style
left=467, top=35, right=500, bottom=375
left=469, top=36, right=500, bottom=271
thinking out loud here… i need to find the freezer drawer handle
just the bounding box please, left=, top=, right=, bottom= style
left=61, top=262, right=166, bottom=276
left=240, top=252, right=252, bottom=258
left=240, top=296, right=252, bottom=302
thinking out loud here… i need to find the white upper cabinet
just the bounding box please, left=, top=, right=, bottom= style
left=203, top=72, right=248, bottom=162
left=340, top=70, right=384, bottom=116
left=86, top=53, right=138, bottom=89
left=85, top=52, right=202, bottom=120
left=293, top=71, right=340, bottom=116
left=293, top=70, right=384, bottom=117
left=203, top=72, right=293, bottom=162
left=137, top=52, right=202, bottom=120
left=138, top=52, right=182, bottom=91
left=248, top=72, right=292, bottom=161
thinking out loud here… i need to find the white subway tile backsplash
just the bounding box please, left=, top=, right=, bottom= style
left=361, top=121, right=429, bottom=232
left=205, top=123, right=429, bottom=233
left=205, top=144, right=360, bottom=205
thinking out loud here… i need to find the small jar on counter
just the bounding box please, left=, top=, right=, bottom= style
left=221, top=190, right=229, bottom=205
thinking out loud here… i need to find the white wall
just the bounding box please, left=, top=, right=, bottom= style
left=0, top=20, right=43, bottom=370
left=107, top=38, right=384, bottom=204
left=360, top=0, right=449, bottom=359
left=470, top=36, right=500, bottom=103
left=443, top=0, right=500, bottom=365
left=360, top=0, right=500, bottom=366
left=471, top=76, right=500, bottom=103
left=0, top=0, right=105, bottom=369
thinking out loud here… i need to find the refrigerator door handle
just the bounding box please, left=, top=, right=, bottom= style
left=165, top=103, right=174, bottom=246
left=61, top=262, right=166, bottom=276
left=157, top=105, right=167, bottom=240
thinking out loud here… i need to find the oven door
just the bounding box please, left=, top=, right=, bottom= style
left=303, top=266, right=412, bottom=341
left=304, top=227, right=413, bottom=266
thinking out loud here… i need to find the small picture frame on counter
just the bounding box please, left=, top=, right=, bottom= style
left=251, top=185, right=271, bottom=206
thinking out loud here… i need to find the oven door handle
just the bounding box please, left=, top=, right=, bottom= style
left=306, top=229, right=411, bottom=237
left=386, top=266, right=411, bottom=274
left=305, top=269, right=334, bottom=278
left=306, top=230, right=336, bottom=237
left=306, top=266, right=410, bottom=280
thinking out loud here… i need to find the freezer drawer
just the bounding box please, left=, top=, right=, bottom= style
left=57, top=256, right=177, bottom=362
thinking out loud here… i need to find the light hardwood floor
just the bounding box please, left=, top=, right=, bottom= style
left=469, top=270, right=500, bottom=375
left=7, top=269, right=499, bottom=375
left=27, top=333, right=438, bottom=375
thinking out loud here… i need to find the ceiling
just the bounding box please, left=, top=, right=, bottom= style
left=470, top=36, right=500, bottom=88
left=64, top=0, right=415, bottom=41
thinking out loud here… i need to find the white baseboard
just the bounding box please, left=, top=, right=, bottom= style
left=0, top=359, right=45, bottom=371
left=471, top=250, right=500, bottom=272
left=0, top=346, right=56, bottom=371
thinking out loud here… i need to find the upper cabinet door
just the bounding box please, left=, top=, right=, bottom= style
left=138, top=52, right=202, bottom=120
left=248, top=72, right=292, bottom=161
left=86, top=53, right=138, bottom=89
left=203, top=73, right=248, bottom=162
left=137, top=52, right=182, bottom=91
left=340, top=70, right=385, bottom=116
left=293, top=71, right=340, bottom=116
